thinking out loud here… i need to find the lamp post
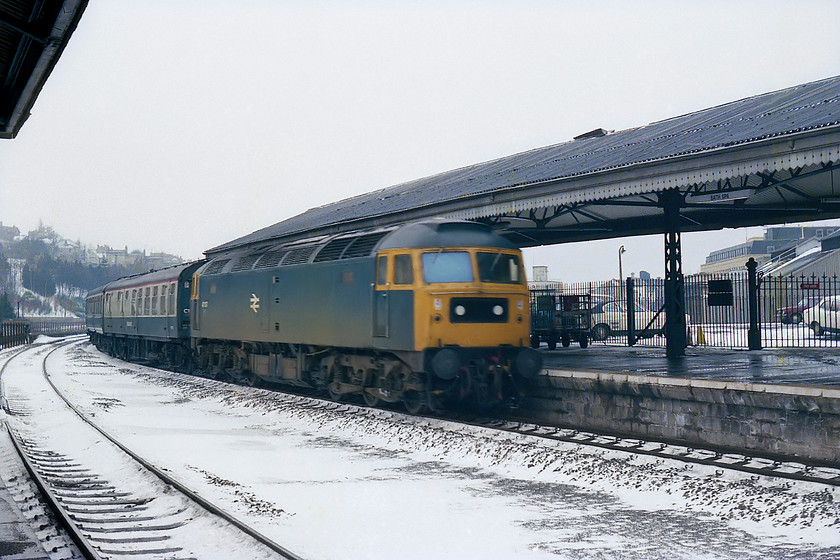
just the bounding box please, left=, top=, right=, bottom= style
left=618, top=245, right=626, bottom=282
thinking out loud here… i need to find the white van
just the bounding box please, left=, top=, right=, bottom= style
left=803, top=296, right=840, bottom=335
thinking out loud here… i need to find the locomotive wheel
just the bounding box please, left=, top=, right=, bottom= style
left=241, top=372, right=259, bottom=387
left=327, top=364, right=344, bottom=401
left=210, top=364, right=228, bottom=381
left=402, top=390, right=427, bottom=414
left=362, top=389, right=380, bottom=407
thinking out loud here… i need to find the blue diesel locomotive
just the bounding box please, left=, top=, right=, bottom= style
left=86, top=220, right=541, bottom=411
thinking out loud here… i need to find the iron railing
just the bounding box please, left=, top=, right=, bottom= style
left=531, top=271, right=840, bottom=349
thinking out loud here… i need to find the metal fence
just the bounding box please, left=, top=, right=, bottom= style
left=0, top=317, right=85, bottom=349
left=0, top=320, right=31, bottom=349
left=532, top=271, right=840, bottom=350
left=759, top=273, right=840, bottom=347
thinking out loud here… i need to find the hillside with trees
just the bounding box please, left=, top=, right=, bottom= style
left=0, top=222, right=183, bottom=319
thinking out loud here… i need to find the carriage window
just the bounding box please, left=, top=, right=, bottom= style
left=422, top=251, right=473, bottom=283
left=152, top=286, right=159, bottom=315
left=477, top=252, right=522, bottom=284
left=159, top=285, right=167, bottom=316
left=168, top=282, right=176, bottom=315
left=393, top=254, right=413, bottom=285
left=144, top=287, right=151, bottom=315
left=131, top=289, right=137, bottom=315
left=376, top=255, right=388, bottom=285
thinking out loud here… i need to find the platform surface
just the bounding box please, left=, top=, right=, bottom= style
left=541, top=345, right=840, bottom=388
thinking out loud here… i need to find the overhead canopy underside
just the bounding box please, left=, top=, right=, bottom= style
left=208, top=76, right=840, bottom=256
left=0, top=0, right=87, bottom=139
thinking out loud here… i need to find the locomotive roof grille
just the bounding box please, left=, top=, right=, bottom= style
left=313, top=231, right=392, bottom=262
left=204, top=259, right=230, bottom=275
left=254, top=249, right=289, bottom=269
left=282, top=246, right=317, bottom=266
left=231, top=253, right=261, bottom=272
left=342, top=231, right=391, bottom=258
left=314, top=237, right=355, bottom=262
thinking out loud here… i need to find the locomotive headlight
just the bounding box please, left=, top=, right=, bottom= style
left=492, top=305, right=504, bottom=316
left=455, top=305, right=466, bottom=316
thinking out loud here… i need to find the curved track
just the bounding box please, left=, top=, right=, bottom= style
left=1, top=339, right=304, bottom=560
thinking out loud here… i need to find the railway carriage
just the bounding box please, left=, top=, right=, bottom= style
left=89, top=262, right=204, bottom=367
left=88, top=219, right=541, bottom=411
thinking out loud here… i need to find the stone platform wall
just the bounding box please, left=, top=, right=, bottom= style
left=522, top=369, right=840, bottom=466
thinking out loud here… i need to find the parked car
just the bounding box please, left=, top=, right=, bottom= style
left=589, top=299, right=665, bottom=341
left=803, top=296, right=840, bottom=335
left=776, top=296, right=822, bottom=324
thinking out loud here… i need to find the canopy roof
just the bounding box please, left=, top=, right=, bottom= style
left=209, top=75, right=840, bottom=255
left=0, top=0, right=87, bottom=138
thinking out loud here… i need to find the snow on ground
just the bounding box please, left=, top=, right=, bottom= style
left=0, top=343, right=287, bottom=560
left=4, top=340, right=840, bottom=559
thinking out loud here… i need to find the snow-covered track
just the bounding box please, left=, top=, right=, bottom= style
left=460, top=417, right=840, bottom=487
left=1, top=340, right=304, bottom=560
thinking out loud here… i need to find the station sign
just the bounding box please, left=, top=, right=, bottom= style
left=800, top=282, right=820, bottom=289
left=688, top=188, right=755, bottom=204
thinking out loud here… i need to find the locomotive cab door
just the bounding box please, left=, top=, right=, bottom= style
left=373, top=255, right=389, bottom=337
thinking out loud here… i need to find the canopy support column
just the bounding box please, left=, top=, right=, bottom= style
left=660, top=188, right=687, bottom=359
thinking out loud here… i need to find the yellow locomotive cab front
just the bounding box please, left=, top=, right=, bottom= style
left=377, top=247, right=531, bottom=350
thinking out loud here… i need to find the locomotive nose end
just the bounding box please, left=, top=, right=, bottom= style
left=514, top=348, right=542, bottom=378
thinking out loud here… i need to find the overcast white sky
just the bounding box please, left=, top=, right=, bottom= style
left=1, top=1, right=839, bottom=282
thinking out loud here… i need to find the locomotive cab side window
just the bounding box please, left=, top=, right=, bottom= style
left=422, top=251, right=473, bottom=283
left=393, top=254, right=413, bottom=285
left=376, top=255, right=388, bottom=286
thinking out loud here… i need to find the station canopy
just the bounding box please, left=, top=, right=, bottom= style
left=0, top=0, right=87, bottom=139
left=207, top=76, right=840, bottom=256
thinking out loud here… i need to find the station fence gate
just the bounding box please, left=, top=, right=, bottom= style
left=536, top=272, right=840, bottom=349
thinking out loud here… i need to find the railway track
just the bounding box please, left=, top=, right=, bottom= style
left=263, top=393, right=840, bottom=488
left=466, top=418, right=840, bottom=487
left=77, top=335, right=840, bottom=490
left=1, top=340, right=304, bottom=560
